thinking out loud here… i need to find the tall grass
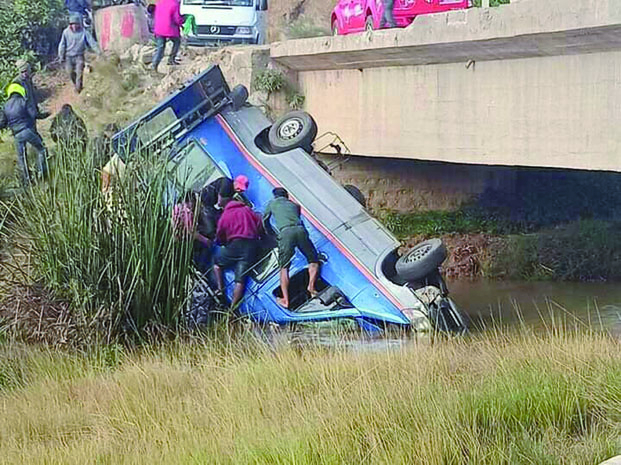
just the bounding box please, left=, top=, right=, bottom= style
left=0, top=329, right=618, bottom=464
left=4, top=138, right=193, bottom=342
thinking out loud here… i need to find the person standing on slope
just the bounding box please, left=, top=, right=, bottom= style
left=58, top=13, right=101, bottom=93
left=151, top=0, right=184, bottom=73
left=14, top=60, right=51, bottom=130
left=0, top=84, right=48, bottom=186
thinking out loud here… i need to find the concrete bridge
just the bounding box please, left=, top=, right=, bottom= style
left=271, top=0, right=621, bottom=172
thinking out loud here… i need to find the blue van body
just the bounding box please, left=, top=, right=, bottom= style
left=113, top=66, right=466, bottom=333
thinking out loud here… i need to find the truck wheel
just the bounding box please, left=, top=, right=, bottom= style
left=268, top=111, right=318, bottom=153
left=344, top=184, right=366, bottom=207
left=395, top=239, right=447, bottom=283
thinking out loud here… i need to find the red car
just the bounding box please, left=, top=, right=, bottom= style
left=332, top=0, right=471, bottom=35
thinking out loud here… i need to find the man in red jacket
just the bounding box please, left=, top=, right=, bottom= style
left=213, top=183, right=263, bottom=311
left=151, top=0, right=184, bottom=72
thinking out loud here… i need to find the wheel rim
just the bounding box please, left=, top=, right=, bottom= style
left=279, top=118, right=303, bottom=140
left=404, top=244, right=432, bottom=264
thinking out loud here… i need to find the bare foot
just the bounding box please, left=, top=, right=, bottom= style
left=277, top=297, right=289, bottom=308
left=308, top=288, right=318, bottom=298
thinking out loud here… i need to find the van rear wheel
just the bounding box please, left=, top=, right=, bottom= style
left=268, top=111, right=318, bottom=153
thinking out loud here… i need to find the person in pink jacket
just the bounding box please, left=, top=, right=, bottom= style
left=151, top=0, right=184, bottom=72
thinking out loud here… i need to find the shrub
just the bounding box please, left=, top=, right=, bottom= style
left=253, top=69, right=307, bottom=111
left=7, top=140, right=194, bottom=341
left=486, top=220, right=621, bottom=281
left=285, top=16, right=330, bottom=40
left=252, top=69, right=286, bottom=95
left=0, top=0, right=66, bottom=103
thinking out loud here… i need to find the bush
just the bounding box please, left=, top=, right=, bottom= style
left=487, top=220, right=621, bottom=281
left=0, top=0, right=66, bottom=103
left=7, top=140, right=194, bottom=341
left=285, top=16, right=330, bottom=40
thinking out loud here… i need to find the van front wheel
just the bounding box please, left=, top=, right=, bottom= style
left=268, top=111, right=318, bottom=153
left=395, top=239, right=447, bottom=283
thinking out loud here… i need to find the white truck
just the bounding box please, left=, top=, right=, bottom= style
left=180, top=0, right=267, bottom=45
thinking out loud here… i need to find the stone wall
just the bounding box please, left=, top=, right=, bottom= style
left=319, top=154, right=516, bottom=212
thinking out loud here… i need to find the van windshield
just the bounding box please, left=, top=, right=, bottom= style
left=183, top=0, right=253, bottom=6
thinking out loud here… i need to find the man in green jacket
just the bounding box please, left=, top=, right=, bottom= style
left=263, top=187, right=320, bottom=309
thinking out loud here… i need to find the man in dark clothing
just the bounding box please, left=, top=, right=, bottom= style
left=0, top=84, right=48, bottom=185
left=65, top=0, right=90, bottom=16
left=14, top=60, right=51, bottom=128
left=263, top=187, right=320, bottom=309
left=213, top=183, right=263, bottom=311
left=382, top=0, right=396, bottom=28
left=50, top=104, right=89, bottom=155
left=58, top=13, right=101, bottom=93
left=199, top=177, right=233, bottom=244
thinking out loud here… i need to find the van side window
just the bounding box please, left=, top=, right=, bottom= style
left=168, top=140, right=225, bottom=192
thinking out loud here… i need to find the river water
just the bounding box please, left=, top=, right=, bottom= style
left=449, top=280, right=621, bottom=334
left=260, top=280, right=621, bottom=350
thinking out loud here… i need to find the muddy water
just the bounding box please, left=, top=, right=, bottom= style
left=262, top=280, right=621, bottom=349
left=449, top=280, right=621, bottom=334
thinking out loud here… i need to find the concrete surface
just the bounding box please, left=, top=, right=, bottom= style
left=271, top=0, right=621, bottom=171
left=95, top=4, right=150, bottom=53
left=271, top=0, right=621, bottom=70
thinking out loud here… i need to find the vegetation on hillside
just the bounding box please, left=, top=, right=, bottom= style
left=381, top=170, right=621, bottom=281
left=0, top=0, right=66, bottom=103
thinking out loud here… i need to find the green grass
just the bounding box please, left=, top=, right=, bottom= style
left=485, top=220, right=621, bottom=281
left=381, top=209, right=505, bottom=239
left=0, top=329, right=618, bottom=464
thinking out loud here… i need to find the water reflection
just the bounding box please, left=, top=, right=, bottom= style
left=449, top=280, right=621, bottom=335
left=249, top=280, right=621, bottom=349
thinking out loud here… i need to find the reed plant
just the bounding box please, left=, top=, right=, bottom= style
left=3, top=137, right=194, bottom=342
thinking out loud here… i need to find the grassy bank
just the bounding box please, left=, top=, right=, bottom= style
left=381, top=168, right=621, bottom=281
left=0, top=330, right=619, bottom=464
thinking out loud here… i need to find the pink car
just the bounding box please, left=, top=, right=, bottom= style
left=331, top=0, right=471, bottom=35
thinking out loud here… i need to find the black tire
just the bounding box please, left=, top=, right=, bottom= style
left=268, top=111, right=318, bottom=153
left=229, top=84, right=248, bottom=111
left=344, top=184, right=366, bottom=208
left=365, top=16, right=374, bottom=32
left=395, top=239, right=447, bottom=283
